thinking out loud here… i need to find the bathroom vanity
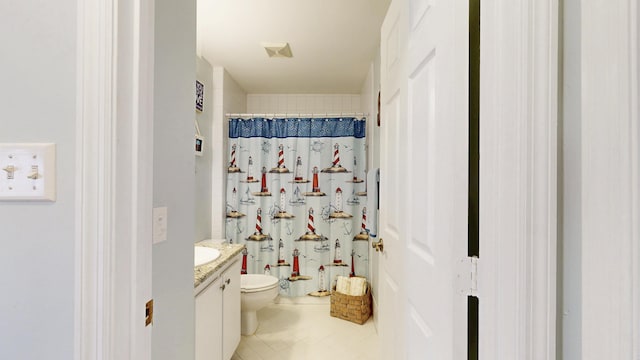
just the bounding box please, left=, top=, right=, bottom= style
left=194, top=241, right=244, bottom=360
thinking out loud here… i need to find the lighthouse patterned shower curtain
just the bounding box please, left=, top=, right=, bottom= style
left=225, top=117, right=369, bottom=297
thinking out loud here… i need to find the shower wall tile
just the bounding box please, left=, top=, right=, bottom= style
left=245, top=96, right=255, bottom=112
left=247, top=94, right=362, bottom=114
left=351, top=95, right=361, bottom=112
left=268, top=96, right=279, bottom=112
left=314, top=96, right=325, bottom=112
left=297, top=95, right=307, bottom=112
left=277, top=95, right=288, bottom=111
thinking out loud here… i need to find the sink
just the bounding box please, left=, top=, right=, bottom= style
left=194, top=247, right=221, bottom=267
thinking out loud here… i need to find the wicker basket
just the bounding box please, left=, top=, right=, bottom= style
left=330, top=284, right=372, bottom=325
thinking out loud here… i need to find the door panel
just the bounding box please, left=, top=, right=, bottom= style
left=408, top=50, right=436, bottom=263
left=410, top=0, right=431, bottom=30
left=379, top=0, right=467, bottom=359
left=407, top=306, right=435, bottom=357
left=379, top=1, right=406, bottom=358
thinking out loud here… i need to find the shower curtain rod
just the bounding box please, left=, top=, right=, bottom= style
left=225, top=112, right=367, bottom=119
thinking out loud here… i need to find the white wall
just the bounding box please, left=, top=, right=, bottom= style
left=579, top=1, right=639, bottom=358
left=0, top=1, right=76, bottom=358
left=152, top=0, right=196, bottom=359
left=365, top=49, right=382, bottom=171
left=360, top=65, right=375, bottom=172
left=224, top=71, right=248, bottom=115
left=562, top=1, right=640, bottom=358
left=211, top=68, right=247, bottom=239
left=246, top=94, right=361, bottom=114
left=195, top=57, right=214, bottom=242
left=359, top=52, right=381, bottom=330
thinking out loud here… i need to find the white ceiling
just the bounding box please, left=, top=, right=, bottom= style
left=197, top=0, right=391, bottom=94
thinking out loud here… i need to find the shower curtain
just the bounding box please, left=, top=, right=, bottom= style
left=225, top=117, right=369, bottom=297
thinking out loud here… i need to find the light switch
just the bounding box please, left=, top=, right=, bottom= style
left=0, top=143, right=56, bottom=201
left=153, top=207, right=168, bottom=243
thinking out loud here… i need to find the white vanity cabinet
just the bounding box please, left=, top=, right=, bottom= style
left=195, top=255, right=241, bottom=360
left=221, top=259, right=241, bottom=360
left=195, top=274, right=223, bottom=360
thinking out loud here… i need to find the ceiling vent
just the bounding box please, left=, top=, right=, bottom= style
left=261, top=42, right=293, bottom=58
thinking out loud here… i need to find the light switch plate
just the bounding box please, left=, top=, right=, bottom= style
left=0, top=143, right=56, bottom=201
left=153, top=207, right=168, bottom=243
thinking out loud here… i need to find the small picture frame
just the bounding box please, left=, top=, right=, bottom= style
left=195, top=134, right=204, bottom=156
left=195, top=80, right=204, bottom=112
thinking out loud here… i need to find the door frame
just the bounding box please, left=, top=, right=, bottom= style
left=479, top=0, right=558, bottom=358
left=72, top=0, right=561, bottom=358
left=74, top=0, right=154, bottom=359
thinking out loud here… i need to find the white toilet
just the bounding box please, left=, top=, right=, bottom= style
left=240, top=274, right=279, bottom=335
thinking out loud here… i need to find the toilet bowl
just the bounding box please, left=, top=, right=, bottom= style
left=240, top=274, right=279, bottom=335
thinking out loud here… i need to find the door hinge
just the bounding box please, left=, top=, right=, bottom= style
left=457, top=256, right=479, bottom=297
left=145, top=299, right=154, bottom=326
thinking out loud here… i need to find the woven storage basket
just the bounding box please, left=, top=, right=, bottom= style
left=330, top=284, right=372, bottom=325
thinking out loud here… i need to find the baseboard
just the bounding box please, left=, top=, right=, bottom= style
left=274, top=295, right=330, bottom=305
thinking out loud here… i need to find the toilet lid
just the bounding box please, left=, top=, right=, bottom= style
left=241, top=274, right=279, bottom=292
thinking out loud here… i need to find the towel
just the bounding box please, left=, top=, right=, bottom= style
left=336, top=276, right=350, bottom=294
left=348, top=277, right=368, bottom=296
left=335, top=276, right=368, bottom=296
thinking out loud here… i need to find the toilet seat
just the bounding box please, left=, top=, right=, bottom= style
left=241, top=274, right=279, bottom=293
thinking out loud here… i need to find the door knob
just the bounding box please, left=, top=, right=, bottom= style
left=372, top=238, right=384, bottom=252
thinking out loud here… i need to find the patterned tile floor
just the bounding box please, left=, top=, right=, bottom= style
left=232, top=298, right=380, bottom=360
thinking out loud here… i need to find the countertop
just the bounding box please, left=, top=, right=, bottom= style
left=194, top=241, right=245, bottom=291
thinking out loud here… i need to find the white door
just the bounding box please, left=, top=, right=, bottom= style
left=378, top=0, right=468, bottom=358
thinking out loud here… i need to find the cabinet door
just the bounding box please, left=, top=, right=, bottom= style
left=222, top=258, right=241, bottom=360
left=195, top=275, right=223, bottom=360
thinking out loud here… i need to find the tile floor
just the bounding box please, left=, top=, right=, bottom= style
left=231, top=298, right=380, bottom=360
